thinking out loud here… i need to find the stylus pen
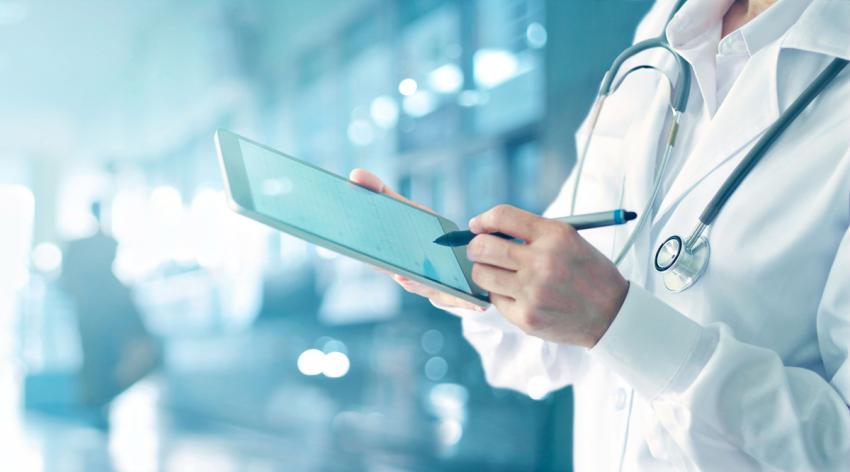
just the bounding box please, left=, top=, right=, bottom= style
left=433, top=209, right=637, bottom=247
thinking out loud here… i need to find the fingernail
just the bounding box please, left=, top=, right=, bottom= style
left=468, top=217, right=481, bottom=233
left=475, top=306, right=486, bottom=312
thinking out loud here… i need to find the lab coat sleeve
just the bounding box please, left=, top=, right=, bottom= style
left=431, top=302, right=586, bottom=395
left=590, top=225, right=850, bottom=469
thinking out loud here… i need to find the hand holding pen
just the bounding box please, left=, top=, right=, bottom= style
left=434, top=209, right=637, bottom=246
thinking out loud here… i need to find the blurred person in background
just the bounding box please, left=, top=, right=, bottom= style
left=60, top=201, right=159, bottom=411
left=350, top=0, right=850, bottom=469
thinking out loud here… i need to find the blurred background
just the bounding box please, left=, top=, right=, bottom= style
left=0, top=0, right=652, bottom=470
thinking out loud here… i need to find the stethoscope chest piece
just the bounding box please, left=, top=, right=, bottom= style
left=654, top=233, right=710, bottom=292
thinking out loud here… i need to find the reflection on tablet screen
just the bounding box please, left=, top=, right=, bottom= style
left=239, top=139, right=473, bottom=294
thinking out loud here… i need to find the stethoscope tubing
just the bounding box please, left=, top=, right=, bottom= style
left=698, top=57, right=849, bottom=227
left=572, top=37, right=692, bottom=266
left=598, top=37, right=691, bottom=114
left=570, top=0, right=847, bottom=292
left=613, top=117, right=679, bottom=266
left=657, top=57, right=847, bottom=291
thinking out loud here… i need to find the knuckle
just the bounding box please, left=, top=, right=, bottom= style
left=500, top=242, right=513, bottom=262
left=525, top=314, right=543, bottom=330
left=502, top=239, right=514, bottom=255
left=471, top=263, right=485, bottom=283
left=493, top=203, right=511, bottom=214
left=468, top=236, right=486, bottom=258
left=515, top=266, right=531, bottom=284
left=551, top=222, right=577, bottom=242
left=491, top=204, right=512, bottom=221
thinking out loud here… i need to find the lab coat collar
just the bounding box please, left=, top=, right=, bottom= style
left=665, top=0, right=734, bottom=48
left=782, top=0, right=850, bottom=61
left=653, top=0, right=848, bottom=223
left=665, top=0, right=813, bottom=115
left=664, top=0, right=733, bottom=115
left=740, top=0, right=813, bottom=57
left=665, top=0, right=844, bottom=57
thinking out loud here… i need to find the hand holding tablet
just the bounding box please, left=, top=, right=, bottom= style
left=347, top=169, right=486, bottom=311
left=215, top=129, right=490, bottom=308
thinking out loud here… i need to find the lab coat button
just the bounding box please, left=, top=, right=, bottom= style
left=612, top=388, right=627, bottom=410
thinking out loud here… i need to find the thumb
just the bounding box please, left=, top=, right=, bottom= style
left=349, top=168, right=385, bottom=193
left=349, top=168, right=434, bottom=213
left=468, top=204, right=545, bottom=241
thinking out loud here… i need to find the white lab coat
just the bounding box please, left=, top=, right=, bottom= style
left=443, top=1, right=850, bottom=470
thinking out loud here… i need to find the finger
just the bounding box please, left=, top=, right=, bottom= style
left=489, top=293, right=518, bottom=322
left=468, top=204, right=545, bottom=241
left=398, top=277, right=482, bottom=311
left=430, top=291, right=484, bottom=311
left=490, top=293, right=534, bottom=332
left=348, top=168, right=384, bottom=192
left=395, top=276, right=454, bottom=303
left=471, top=263, right=518, bottom=297
left=466, top=234, right=527, bottom=271
left=349, top=168, right=434, bottom=213
left=367, top=263, right=394, bottom=276
left=394, top=275, right=483, bottom=311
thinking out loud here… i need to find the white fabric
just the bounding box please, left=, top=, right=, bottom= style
left=437, top=0, right=850, bottom=470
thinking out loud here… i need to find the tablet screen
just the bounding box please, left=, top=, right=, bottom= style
left=238, top=139, right=474, bottom=294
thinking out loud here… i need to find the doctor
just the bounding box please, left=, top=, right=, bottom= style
left=352, top=0, right=850, bottom=469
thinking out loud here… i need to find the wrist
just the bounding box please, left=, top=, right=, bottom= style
left=588, top=279, right=629, bottom=348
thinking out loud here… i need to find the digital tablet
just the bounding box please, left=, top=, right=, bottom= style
left=214, top=129, right=489, bottom=307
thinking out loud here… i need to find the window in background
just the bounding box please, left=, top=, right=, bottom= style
left=295, top=47, right=344, bottom=173
left=463, top=148, right=508, bottom=219
left=398, top=2, right=464, bottom=153
left=341, top=14, right=397, bottom=174
left=429, top=172, right=446, bottom=215
left=508, top=138, right=546, bottom=213
left=399, top=175, right=413, bottom=200
left=435, top=159, right=467, bottom=224
left=472, top=0, right=545, bottom=135
left=406, top=171, right=443, bottom=212
left=0, top=184, right=34, bottom=295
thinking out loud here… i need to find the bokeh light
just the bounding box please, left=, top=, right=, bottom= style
left=31, top=242, right=62, bottom=273
left=398, top=78, right=418, bottom=96
left=297, top=349, right=325, bottom=376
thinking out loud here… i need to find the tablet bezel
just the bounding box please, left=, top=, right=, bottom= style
left=214, top=129, right=489, bottom=307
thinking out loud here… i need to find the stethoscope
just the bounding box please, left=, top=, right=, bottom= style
left=570, top=0, right=849, bottom=292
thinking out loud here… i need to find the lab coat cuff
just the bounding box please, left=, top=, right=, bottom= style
left=589, top=284, right=707, bottom=400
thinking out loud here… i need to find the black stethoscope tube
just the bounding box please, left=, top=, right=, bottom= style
left=699, top=58, right=849, bottom=227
